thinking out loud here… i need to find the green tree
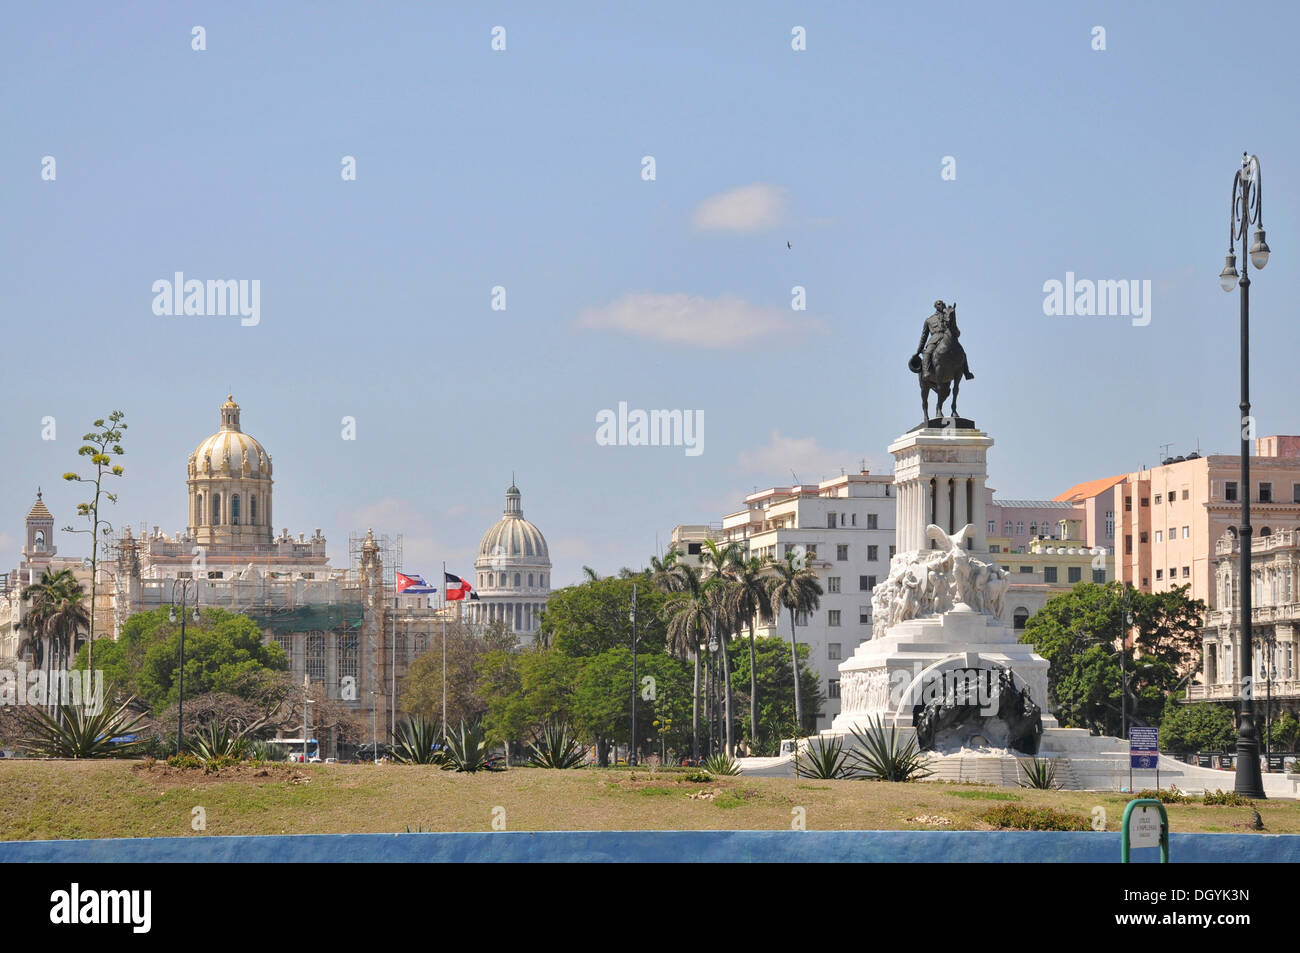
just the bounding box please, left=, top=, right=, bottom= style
left=661, top=563, right=710, bottom=761
left=724, top=554, right=773, bottom=752
left=729, top=636, right=823, bottom=752
left=61, top=410, right=127, bottom=675
left=1159, top=702, right=1236, bottom=753
left=20, top=568, right=90, bottom=710
left=698, top=539, right=743, bottom=755
left=1266, top=711, right=1300, bottom=752
left=74, top=605, right=288, bottom=711
left=765, top=551, right=824, bottom=734
left=1021, top=581, right=1205, bottom=736
left=538, top=575, right=668, bottom=657
left=477, top=646, right=582, bottom=746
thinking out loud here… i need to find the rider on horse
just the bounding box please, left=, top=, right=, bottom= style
left=916, top=300, right=974, bottom=382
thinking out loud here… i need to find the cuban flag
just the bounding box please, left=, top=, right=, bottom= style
left=396, top=572, right=437, bottom=595
left=444, top=572, right=479, bottom=601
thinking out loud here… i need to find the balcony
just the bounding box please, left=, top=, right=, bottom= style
left=1186, top=679, right=1300, bottom=701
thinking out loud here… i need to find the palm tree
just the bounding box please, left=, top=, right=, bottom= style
left=660, top=562, right=708, bottom=761
left=699, top=540, right=743, bottom=755
left=727, top=554, right=774, bottom=752
left=766, top=552, right=824, bottom=734
left=648, top=550, right=682, bottom=593
left=21, top=568, right=90, bottom=712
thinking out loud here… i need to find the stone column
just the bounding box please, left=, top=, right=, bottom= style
left=953, top=476, right=968, bottom=539
left=971, top=477, right=988, bottom=552
left=935, top=478, right=951, bottom=542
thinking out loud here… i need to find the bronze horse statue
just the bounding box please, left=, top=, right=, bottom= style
left=909, top=300, right=972, bottom=421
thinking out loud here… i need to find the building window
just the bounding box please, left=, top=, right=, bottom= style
left=1168, top=526, right=1176, bottom=540
left=805, top=545, right=817, bottom=559
left=1225, top=481, right=1238, bottom=502
left=1182, top=526, right=1190, bottom=538
left=1141, top=497, right=1149, bottom=507
left=1155, top=531, right=1162, bottom=543
left=1003, top=521, right=1012, bottom=535
left=1124, top=535, right=1132, bottom=554
left=1259, top=482, right=1273, bottom=503
left=1043, top=567, right=1058, bottom=583
left=837, top=544, right=849, bottom=561
left=250, top=495, right=257, bottom=525
left=1154, top=494, right=1162, bottom=505
left=867, top=514, right=878, bottom=530
left=338, top=632, right=358, bottom=686
left=196, top=494, right=204, bottom=526
left=528, top=573, right=534, bottom=586
left=230, top=495, right=241, bottom=525
left=828, top=610, right=841, bottom=626
left=1019, top=566, right=1033, bottom=575
left=989, top=545, right=1001, bottom=553
left=827, top=577, right=841, bottom=593
left=1029, top=522, right=1037, bottom=536
left=1182, top=489, right=1189, bottom=500
left=988, top=520, right=996, bottom=534
left=306, top=631, right=326, bottom=685
left=514, top=572, right=521, bottom=586
left=828, top=679, right=841, bottom=700
left=1092, top=569, right=1106, bottom=583
left=1182, top=566, right=1190, bottom=578
left=851, top=513, right=857, bottom=526
left=867, top=545, right=879, bottom=561
left=859, top=606, right=872, bottom=624
left=1068, top=566, right=1081, bottom=583
left=1140, top=532, right=1148, bottom=543
left=1013, top=608, right=1029, bottom=630
left=1016, top=522, right=1024, bottom=535
left=1293, top=483, right=1300, bottom=504
left=827, top=512, right=837, bottom=529
left=1124, top=496, right=1132, bottom=512
left=1260, top=526, right=1272, bottom=537
left=795, top=610, right=808, bottom=626
left=1105, top=511, right=1114, bottom=537
left=212, top=493, right=221, bottom=525
left=889, top=546, right=895, bottom=559
left=1155, top=569, right=1163, bottom=580
left=828, top=643, right=842, bottom=660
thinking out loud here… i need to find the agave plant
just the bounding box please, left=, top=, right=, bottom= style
left=848, top=716, right=932, bottom=782
left=392, top=715, right=445, bottom=765
left=527, top=719, right=586, bottom=769
left=795, top=734, right=859, bottom=780
left=20, top=700, right=149, bottom=759
left=190, top=722, right=248, bottom=764
left=441, top=718, right=492, bottom=772
left=702, top=752, right=741, bottom=776
left=1018, top=757, right=1059, bottom=790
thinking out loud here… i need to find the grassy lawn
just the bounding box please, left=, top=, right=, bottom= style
left=0, top=760, right=1291, bottom=841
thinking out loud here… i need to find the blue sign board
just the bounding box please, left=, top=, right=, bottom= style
left=1130, top=726, right=1159, bottom=770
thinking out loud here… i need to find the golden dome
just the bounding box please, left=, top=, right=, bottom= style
left=189, top=396, right=271, bottom=478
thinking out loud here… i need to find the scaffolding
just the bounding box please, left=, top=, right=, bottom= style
left=350, top=531, right=402, bottom=744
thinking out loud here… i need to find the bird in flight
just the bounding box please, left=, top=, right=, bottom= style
left=786, top=241, right=791, bottom=249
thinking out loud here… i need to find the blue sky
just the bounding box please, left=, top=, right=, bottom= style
left=4, top=1, right=1299, bottom=585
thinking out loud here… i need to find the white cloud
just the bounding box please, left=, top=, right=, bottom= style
left=691, top=183, right=788, bottom=233
left=734, top=431, right=872, bottom=485
left=576, top=292, right=810, bottom=347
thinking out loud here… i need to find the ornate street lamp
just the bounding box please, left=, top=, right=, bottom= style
left=1222, top=152, right=1270, bottom=798
left=169, top=578, right=200, bottom=755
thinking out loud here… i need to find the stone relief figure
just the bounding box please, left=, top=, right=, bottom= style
left=203, top=451, right=211, bottom=473
left=870, top=523, right=1011, bottom=638
left=241, top=446, right=250, bottom=475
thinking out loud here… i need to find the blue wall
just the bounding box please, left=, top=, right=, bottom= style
left=3, top=830, right=1299, bottom=863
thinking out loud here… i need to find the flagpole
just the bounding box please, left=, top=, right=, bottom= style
left=391, top=568, right=397, bottom=744
left=441, top=560, right=448, bottom=731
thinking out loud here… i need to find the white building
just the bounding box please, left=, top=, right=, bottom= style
left=471, top=483, right=552, bottom=642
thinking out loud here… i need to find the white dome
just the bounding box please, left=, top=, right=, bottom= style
left=476, top=485, right=550, bottom=563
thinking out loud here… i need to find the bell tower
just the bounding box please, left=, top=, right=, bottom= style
left=22, top=489, right=56, bottom=568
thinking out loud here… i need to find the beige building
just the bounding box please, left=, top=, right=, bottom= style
left=1188, top=528, right=1300, bottom=712
left=1111, top=436, right=1300, bottom=608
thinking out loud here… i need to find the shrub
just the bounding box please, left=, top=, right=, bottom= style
left=848, top=717, right=932, bottom=782
left=392, top=715, right=444, bottom=765
left=1136, top=786, right=1189, bottom=804
left=190, top=723, right=247, bottom=764
left=1018, top=757, right=1060, bottom=790
left=247, top=739, right=288, bottom=762
left=681, top=769, right=713, bottom=783
left=441, top=719, right=493, bottom=772
left=1203, top=789, right=1253, bottom=806
left=981, top=805, right=1092, bottom=831
left=702, top=752, right=741, bottom=776
left=20, top=701, right=149, bottom=759
left=526, top=719, right=586, bottom=769
left=796, top=735, right=859, bottom=780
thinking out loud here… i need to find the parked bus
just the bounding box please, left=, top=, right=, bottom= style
left=272, top=737, right=321, bottom=763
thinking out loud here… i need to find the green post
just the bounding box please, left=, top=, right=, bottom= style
left=1120, top=798, right=1169, bottom=863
